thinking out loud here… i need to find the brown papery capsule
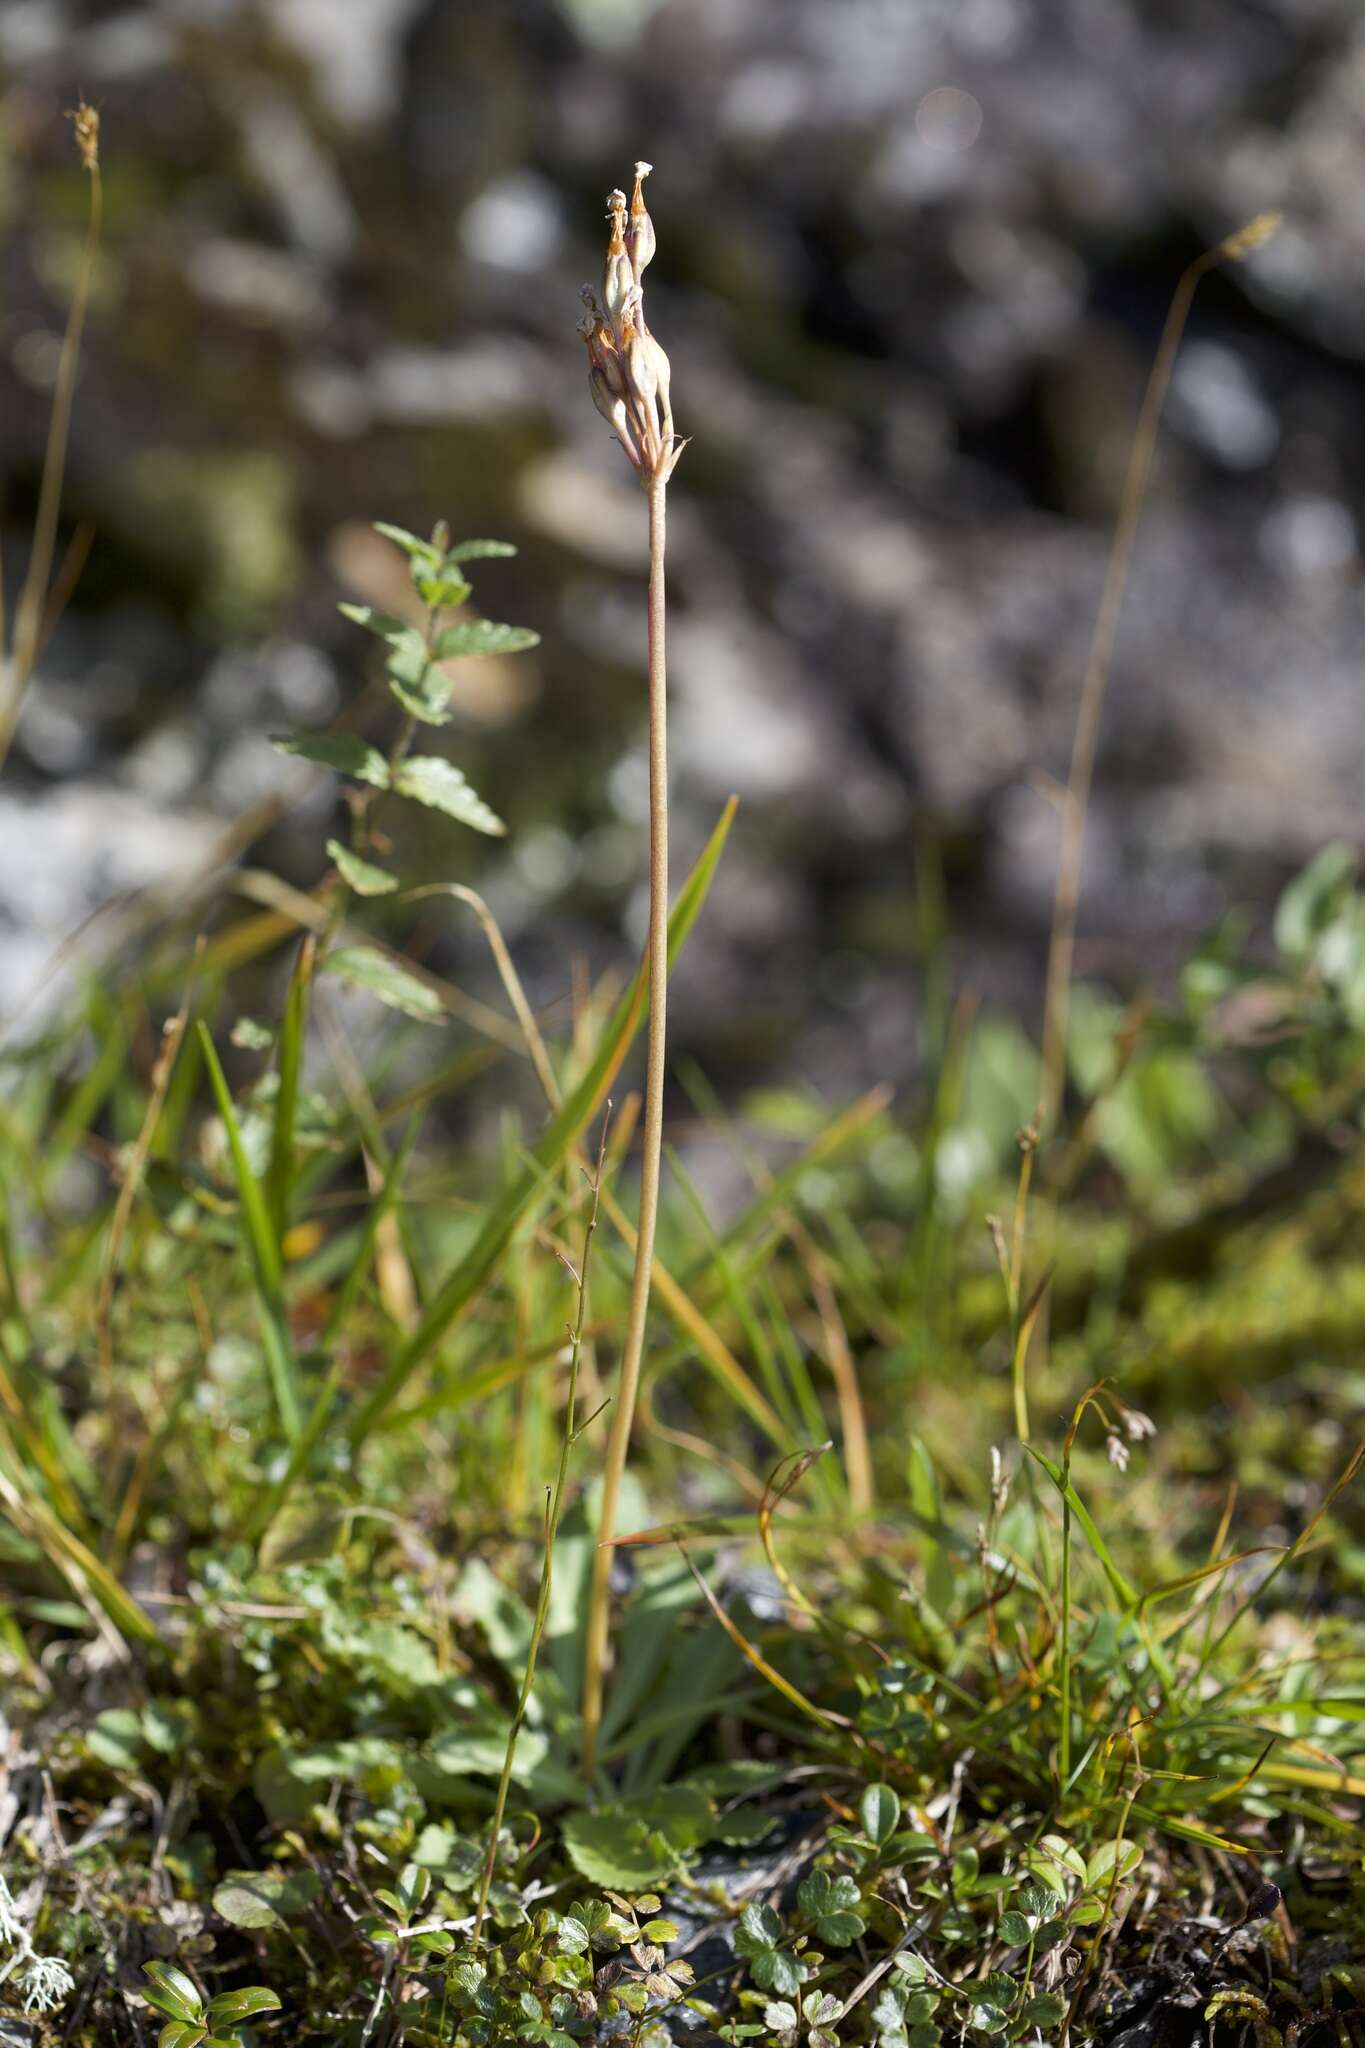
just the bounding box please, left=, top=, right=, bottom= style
left=602, top=190, right=634, bottom=331
left=627, top=160, right=656, bottom=280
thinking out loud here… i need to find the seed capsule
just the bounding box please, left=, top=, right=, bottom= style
left=627, top=160, right=656, bottom=279
left=602, top=190, right=634, bottom=331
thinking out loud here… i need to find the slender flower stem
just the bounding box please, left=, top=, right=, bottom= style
left=581, top=471, right=669, bottom=1774
left=0, top=109, right=103, bottom=773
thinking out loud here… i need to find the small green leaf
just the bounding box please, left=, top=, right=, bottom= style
left=1275, top=842, right=1356, bottom=963
left=213, top=1869, right=321, bottom=1928
left=273, top=732, right=390, bottom=787
left=415, top=574, right=472, bottom=607
left=817, top=1909, right=865, bottom=1946
left=372, top=521, right=441, bottom=565
left=142, top=1963, right=204, bottom=2027
left=998, top=1910, right=1032, bottom=1946
left=158, top=2026, right=205, bottom=2048
left=393, top=756, right=505, bottom=836
left=859, top=1782, right=901, bottom=1846
left=970, top=2003, right=1008, bottom=2034
left=433, top=619, right=539, bottom=659
left=736, top=1902, right=782, bottom=1952
left=141, top=1703, right=191, bottom=1755
left=323, top=946, right=444, bottom=1024
left=1037, top=1834, right=1088, bottom=1882
left=561, top=1789, right=711, bottom=1889
left=388, top=672, right=453, bottom=726
left=762, top=1952, right=805, bottom=1998
left=328, top=840, right=399, bottom=896
left=1086, top=1839, right=1142, bottom=1885
left=205, top=1988, right=282, bottom=2025
left=446, top=538, right=517, bottom=563
left=338, top=602, right=412, bottom=642
left=88, top=1707, right=146, bottom=1771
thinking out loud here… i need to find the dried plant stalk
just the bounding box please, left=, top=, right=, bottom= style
left=578, top=165, right=682, bottom=1772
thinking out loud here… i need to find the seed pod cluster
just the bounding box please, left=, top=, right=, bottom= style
left=579, top=163, right=682, bottom=484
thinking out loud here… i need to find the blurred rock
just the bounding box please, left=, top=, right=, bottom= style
left=1, top=0, right=1363, bottom=1093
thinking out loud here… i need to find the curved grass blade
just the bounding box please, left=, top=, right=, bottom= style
left=198, top=1022, right=302, bottom=1439
left=347, top=798, right=737, bottom=1447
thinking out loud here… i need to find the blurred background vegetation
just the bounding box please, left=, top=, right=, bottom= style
left=3, top=0, right=1365, bottom=1121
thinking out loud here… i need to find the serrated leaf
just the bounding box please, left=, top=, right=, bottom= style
left=272, top=733, right=390, bottom=786
left=998, top=1910, right=1032, bottom=1946
left=759, top=1951, right=804, bottom=1997
left=737, top=1901, right=782, bottom=1951
left=323, top=946, right=445, bottom=1024
left=433, top=619, right=539, bottom=659
left=388, top=675, right=453, bottom=726
left=205, top=1988, right=282, bottom=2025
left=339, top=602, right=413, bottom=643
left=328, top=840, right=399, bottom=896
left=393, top=756, right=505, bottom=836
left=372, top=521, right=441, bottom=565
left=446, top=538, right=517, bottom=563
left=970, top=2005, right=1008, bottom=2034
left=385, top=629, right=435, bottom=688
left=560, top=1789, right=712, bottom=1890
left=818, top=1909, right=865, bottom=1946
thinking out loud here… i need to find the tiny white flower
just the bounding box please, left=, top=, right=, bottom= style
left=1106, top=1431, right=1130, bottom=1473
left=989, top=1445, right=1011, bottom=1518
left=1124, top=1407, right=1157, bottom=1441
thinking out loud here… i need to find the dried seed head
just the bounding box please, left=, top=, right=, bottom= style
left=581, top=164, right=683, bottom=486
left=68, top=100, right=100, bottom=174
left=602, top=189, right=634, bottom=327
left=627, top=160, right=656, bottom=278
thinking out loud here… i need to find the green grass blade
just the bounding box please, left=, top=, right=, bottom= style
left=1025, top=1445, right=1138, bottom=1608
left=267, top=938, right=313, bottom=1244
left=197, top=1022, right=302, bottom=1439
left=0, top=1436, right=160, bottom=1647
left=346, top=798, right=737, bottom=1448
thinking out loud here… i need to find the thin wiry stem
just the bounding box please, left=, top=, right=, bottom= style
left=0, top=126, right=103, bottom=772
left=581, top=470, right=669, bottom=1774
left=1038, top=214, right=1280, bottom=1133
left=472, top=1114, right=610, bottom=1941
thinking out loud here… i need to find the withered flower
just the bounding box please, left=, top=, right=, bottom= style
left=579, top=162, right=681, bottom=484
